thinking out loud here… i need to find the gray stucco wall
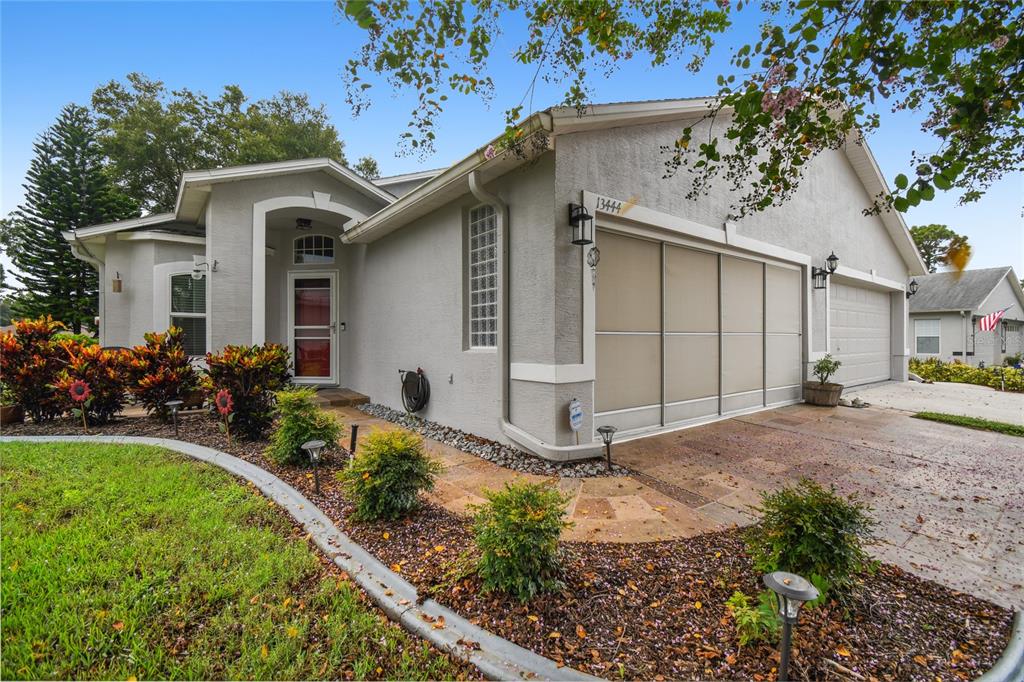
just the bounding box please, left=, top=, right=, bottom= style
left=206, top=170, right=387, bottom=349
left=344, top=157, right=557, bottom=443
left=100, top=238, right=203, bottom=347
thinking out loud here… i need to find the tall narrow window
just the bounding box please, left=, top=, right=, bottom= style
left=294, top=235, right=335, bottom=264
left=170, top=273, right=206, bottom=356
left=468, top=205, right=498, bottom=349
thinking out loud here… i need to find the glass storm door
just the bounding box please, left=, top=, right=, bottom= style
left=289, top=272, right=337, bottom=383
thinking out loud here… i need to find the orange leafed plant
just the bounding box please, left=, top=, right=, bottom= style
left=53, top=343, right=129, bottom=423
left=125, top=327, right=200, bottom=420
left=0, top=316, right=68, bottom=422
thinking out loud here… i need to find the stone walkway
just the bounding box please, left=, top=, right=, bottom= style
left=331, top=404, right=1024, bottom=609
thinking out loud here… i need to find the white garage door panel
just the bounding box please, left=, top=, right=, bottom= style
left=830, top=282, right=891, bottom=386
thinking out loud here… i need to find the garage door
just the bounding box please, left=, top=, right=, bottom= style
left=595, top=230, right=802, bottom=434
left=829, top=282, right=891, bottom=386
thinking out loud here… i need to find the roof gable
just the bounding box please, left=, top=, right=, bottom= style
left=909, top=267, right=1017, bottom=312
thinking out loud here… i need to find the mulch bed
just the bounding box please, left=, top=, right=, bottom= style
left=5, top=414, right=1014, bottom=681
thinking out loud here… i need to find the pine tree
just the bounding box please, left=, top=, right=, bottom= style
left=0, top=104, right=137, bottom=332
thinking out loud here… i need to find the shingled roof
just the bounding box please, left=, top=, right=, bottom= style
left=909, top=267, right=1015, bottom=312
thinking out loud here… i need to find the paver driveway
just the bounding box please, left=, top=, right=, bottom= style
left=615, top=404, right=1024, bottom=609
left=846, top=380, right=1024, bottom=426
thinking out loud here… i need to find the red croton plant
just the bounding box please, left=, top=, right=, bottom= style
left=53, top=343, right=129, bottom=424
left=0, top=316, right=68, bottom=422
left=203, top=343, right=290, bottom=440
left=125, top=327, right=201, bottom=420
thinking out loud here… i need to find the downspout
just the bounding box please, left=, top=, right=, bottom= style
left=469, top=171, right=602, bottom=462
left=68, top=234, right=106, bottom=345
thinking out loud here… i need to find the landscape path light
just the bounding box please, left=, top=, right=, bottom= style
left=164, top=400, right=183, bottom=438
left=763, top=570, right=819, bottom=682
left=301, top=439, right=326, bottom=495
left=597, top=425, right=617, bottom=472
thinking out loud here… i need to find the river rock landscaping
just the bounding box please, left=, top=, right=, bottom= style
left=3, top=412, right=1014, bottom=681
left=358, top=403, right=631, bottom=477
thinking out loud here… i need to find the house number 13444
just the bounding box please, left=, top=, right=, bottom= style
left=595, top=196, right=623, bottom=214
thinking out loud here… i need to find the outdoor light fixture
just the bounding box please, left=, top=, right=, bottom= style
left=111, top=272, right=123, bottom=293
left=569, top=203, right=594, bottom=245
left=295, top=217, right=313, bottom=231
left=165, top=399, right=183, bottom=438
left=906, top=278, right=919, bottom=299
left=811, top=251, right=840, bottom=290
left=348, top=424, right=359, bottom=468
left=763, top=571, right=820, bottom=682
left=191, top=254, right=217, bottom=280
left=597, top=425, right=617, bottom=472
left=301, top=439, right=326, bottom=495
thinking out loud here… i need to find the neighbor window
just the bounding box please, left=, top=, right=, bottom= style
left=914, top=318, right=940, bottom=354
left=467, top=205, right=498, bottom=349
left=170, top=273, right=206, bottom=356
left=294, top=235, right=335, bottom=264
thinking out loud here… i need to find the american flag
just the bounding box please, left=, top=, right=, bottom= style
left=978, top=306, right=1010, bottom=332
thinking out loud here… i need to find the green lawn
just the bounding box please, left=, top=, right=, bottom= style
left=0, top=442, right=468, bottom=681
left=913, top=411, right=1024, bottom=438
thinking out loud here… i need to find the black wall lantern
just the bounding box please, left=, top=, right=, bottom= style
left=569, top=203, right=594, bottom=245
left=811, top=251, right=840, bottom=290
left=906, top=278, right=919, bottom=299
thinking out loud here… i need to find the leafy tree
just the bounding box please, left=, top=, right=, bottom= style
left=910, top=224, right=971, bottom=273
left=352, top=155, right=381, bottom=179
left=92, top=73, right=347, bottom=212
left=341, top=1, right=1022, bottom=218
left=0, top=105, right=138, bottom=332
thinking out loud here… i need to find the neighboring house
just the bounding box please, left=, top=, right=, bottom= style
left=909, top=267, right=1024, bottom=366
left=65, top=98, right=926, bottom=460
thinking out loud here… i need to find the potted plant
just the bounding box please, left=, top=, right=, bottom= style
left=804, top=354, right=844, bottom=406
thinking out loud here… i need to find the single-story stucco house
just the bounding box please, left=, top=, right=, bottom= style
left=909, top=266, right=1024, bottom=366
left=65, top=98, right=927, bottom=460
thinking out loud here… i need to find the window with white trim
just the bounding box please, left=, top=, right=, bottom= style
left=294, top=235, right=335, bottom=264
left=468, top=205, right=498, bottom=349
left=170, top=273, right=206, bottom=356
left=914, top=318, right=940, bottom=354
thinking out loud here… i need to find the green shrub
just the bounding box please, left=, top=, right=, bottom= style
left=745, top=478, right=876, bottom=600
left=268, top=388, right=343, bottom=465
left=203, top=343, right=291, bottom=439
left=125, top=327, right=200, bottom=420
left=725, top=590, right=780, bottom=645
left=471, top=481, right=571, bottom=602
left=910, top=357, right=1024, bottom=393
left=340, top=430, right=440, bottom=521
left=53, top=332, right=97, bottom=347
left=0, top=316, right=68, bottom=422
left=811, top=353, right=842, bottom=384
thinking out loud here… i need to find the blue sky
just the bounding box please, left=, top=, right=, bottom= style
left=2, top=1, right=1021, bottom=276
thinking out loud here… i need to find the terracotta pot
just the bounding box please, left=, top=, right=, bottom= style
left=1, top=404, right=24, bottom=425
left=803, top=381, right=844, bottom=407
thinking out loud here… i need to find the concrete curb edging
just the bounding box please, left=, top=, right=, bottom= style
left=1, top=435, right=599, bottom=682
left=977, top=611, right=1024, bottom=682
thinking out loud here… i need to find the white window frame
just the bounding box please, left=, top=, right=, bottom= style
left=914, top=318, right=940, bottom=355
left=293, top=234, right=336, bottom=265
left=466, top=204, right=498, bottom=350
left=168, top=272, right=208, bottom=357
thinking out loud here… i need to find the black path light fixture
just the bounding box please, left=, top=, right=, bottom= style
left=569, top=202, right=594, bottom=245
left=301, top=439, right=326, bottom=495
left=763, top=571, right=820, bottom=682
left=811, top=251, right=840, bottom=290
left=906, top=278, right=920, bottom=299
left=165, top=400, right=183, bottom=438
left=597, top=425, right=617, bottom=472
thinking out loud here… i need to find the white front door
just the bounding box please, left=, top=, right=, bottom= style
left=287, top=271, right=338, bottom=384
